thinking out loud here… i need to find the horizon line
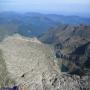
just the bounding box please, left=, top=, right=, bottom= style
left=0, top=11, right=90, bottom=18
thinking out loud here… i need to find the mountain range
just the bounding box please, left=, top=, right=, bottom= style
left=0, top=12, right=90, bottom=41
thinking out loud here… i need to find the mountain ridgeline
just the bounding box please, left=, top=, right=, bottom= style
left=0, top=12, right=90, bottom=41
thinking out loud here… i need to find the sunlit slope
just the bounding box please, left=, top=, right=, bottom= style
left=0, top=34, right=59, bottom=86
left=0, top=34, right=89, bottom=90
left=0, top=49, right=15, bottom=88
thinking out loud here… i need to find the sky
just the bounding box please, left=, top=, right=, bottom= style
left=0, top=0, right=90, bottom=17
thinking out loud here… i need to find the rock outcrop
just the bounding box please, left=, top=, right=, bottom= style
left=0, top=34, right=89, bottom=90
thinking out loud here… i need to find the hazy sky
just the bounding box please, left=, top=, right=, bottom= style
left=0, top=0, right=90, bottom=17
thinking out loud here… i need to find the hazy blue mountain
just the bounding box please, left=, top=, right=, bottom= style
left=46, top=14, right=90, bottom=24
left=0, top=12, right=56, bottom=40
left=0, top=12, right=90, bottom=41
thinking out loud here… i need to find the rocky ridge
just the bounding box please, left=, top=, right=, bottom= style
left=0, top=34, right=89, bottom=90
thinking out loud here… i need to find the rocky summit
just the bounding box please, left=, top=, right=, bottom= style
left=0, top=34, right=89, bottom=90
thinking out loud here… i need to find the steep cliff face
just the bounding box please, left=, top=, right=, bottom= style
left=0, top=34, right=89, bottom=90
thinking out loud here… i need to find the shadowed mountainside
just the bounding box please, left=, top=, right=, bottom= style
left=39, top=24, right=90, bottom=76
